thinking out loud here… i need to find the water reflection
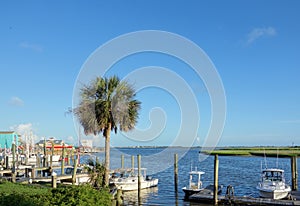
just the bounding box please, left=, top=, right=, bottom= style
left=122, top=187, right=158, bottom=205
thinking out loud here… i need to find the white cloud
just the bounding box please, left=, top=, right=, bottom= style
left=9, top=123, right=39, bottom=143
left=9, top=96, right=24, bottom=106
left=247, top=27, right=277, bottom=44
left=66, top=136, right=76, bottom=145
left=20, top=42, right=43, bottom=52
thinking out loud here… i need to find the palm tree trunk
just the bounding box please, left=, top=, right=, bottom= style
left=104, top=123, right=111, bottom=186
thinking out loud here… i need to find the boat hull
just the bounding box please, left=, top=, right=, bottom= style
left=182, top=187, right=203, bottom=199
left=114, top=178, right=158, bottom=191
left=257, top=187, right=290, bottom=200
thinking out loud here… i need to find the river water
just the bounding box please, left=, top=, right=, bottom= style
left=80, top=147, right=299, bottom=205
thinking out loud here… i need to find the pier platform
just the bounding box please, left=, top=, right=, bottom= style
left=189, top=191, right=300, bottom=205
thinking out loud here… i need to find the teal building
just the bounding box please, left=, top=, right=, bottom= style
left=0, top=131, right=19, bottom=149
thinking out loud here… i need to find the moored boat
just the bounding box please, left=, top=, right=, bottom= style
left=110, top=168, right=158, bottom=191
left=256, top=168, right=291, bottom=200
left=60, top=166, right=90, bottom=185
left=182, top=167, right=222, bottom=199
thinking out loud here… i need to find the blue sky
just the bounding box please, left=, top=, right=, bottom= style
left=0, top=1, right=299, bottom=147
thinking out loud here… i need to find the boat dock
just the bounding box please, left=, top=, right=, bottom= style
left=186, top=154, right=300, bottom=205
left=189, top=189, right=300, bottom=205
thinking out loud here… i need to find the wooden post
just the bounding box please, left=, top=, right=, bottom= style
left=11, top=143, right=16, bottom=183
left=214, top=154, right=219, bottom=205
left=291, top=156, right=298, bottom=191
left=12, top=143, right=16, bottom=173
left=137, top=154, right=141, bottom=204
left=131, top=155, right=134, bottom=169
left=42, top=140, right=47, bottom=175
left=72, top=155, right=78, bottom=185
left=36, top=154, right=40, bottom=167
left=25, top=168, right=29, bottom=177
left=31, top=166, right=35, bottom=179
left=71, top=149, right=74, bottom=165
left=16, top=154, right=19, bottom=168
left=67, top=154, right=70, bottom=165
left=52, top=172, right=57, bottom=188
left=50, top=142, right=54, bottom=167
left=174, top=154, right=178, bottom=192
left=5, top=156, right=9, bottom=169
left=61, top=143, right=65, bottom=175
left=116, top=189, right=123, bottom=206
left=25, top=154, right=28, bottom=165
left=121, top=154, right=124, bottom=169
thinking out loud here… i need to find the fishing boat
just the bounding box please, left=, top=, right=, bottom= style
left=182, top=167, right=222, bottom=199
left=60, top=166, right=90, bottom=185
left=110, top=168, right=158, bottom=191
left=256, top=168, right=291, bottom=199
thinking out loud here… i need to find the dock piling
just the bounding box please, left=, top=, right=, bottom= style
left=121, top=154, right=124, bottom=169
left=52, top=172, right=57, bottom=188
left=131, top=155, right=134, bottom=168
left=72, top=155, right=78, bottom=185
left=214, top=154, right=219, bottom=205
left=137, top=154, right=141, bottom=204
left=61, top=143, right=65, bottom=175
left=174, top=154, right=178, bottom=192
left=291, top=156, right=298, bottom=191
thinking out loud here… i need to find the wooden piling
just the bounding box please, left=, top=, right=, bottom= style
left=174, top=154, right=178, bottom=192
left=50, top=142, right=54, bottom=167
left=42, top=139, right=47, bottom=174
left=131, top=155, right=134, bottom=168
left=31, top=166, right=35, bottom=179
left=121, top=154, right=124, bottom=169
left=72, top=155, right=78, bottom=185
left=137, top=154, right=141, bottom=204
left=52, top=172, right=57, bottom=188
left=5, top=156, right=9, bottom=169
left=61, top=143, right=65, bottom=175
left=71, top=149, right=74, bottom=165
left=291, top=156, right=298, bottom=191
left=116, top=189, right=123, bottom=205
left=214, top=154, right=219, bottom=205
left=67, top=154, right=70, bottom=165
left=12, top=143, right=16, bottom=173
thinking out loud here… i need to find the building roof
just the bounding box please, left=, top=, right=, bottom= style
left=36, top=139, right=64, bottom=145
left=0, top=131, right=16, bottom=134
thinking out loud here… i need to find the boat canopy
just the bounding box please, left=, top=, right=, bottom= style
left=262, top=169, right=284, bottom=182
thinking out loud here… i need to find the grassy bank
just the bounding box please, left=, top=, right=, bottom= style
left=0, top=181, right=111, bottom=206
left=202, top=147, right=300, bottom=157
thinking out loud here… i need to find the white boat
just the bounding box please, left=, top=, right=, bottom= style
left=110, top=168, right=158, bottom=191
left=60, top=166, right=90, bottom=185
left=256, top=168, right=291, bottom=199
left=182, top=167, right=222, bottom=199
left=47, top=154, right=61, bottom=162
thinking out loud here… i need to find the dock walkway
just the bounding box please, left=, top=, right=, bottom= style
left=189, top=191, right=300, bottom=205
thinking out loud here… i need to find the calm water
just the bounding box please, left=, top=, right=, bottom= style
left=80, top=148, right=299, bottom=205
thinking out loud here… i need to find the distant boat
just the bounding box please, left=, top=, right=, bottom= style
left=256, top=168, right=291, bottom=200
left=182, top=167, right=222, bottom=199
left=49, top=155, right=61, bottom=162
left=110, top=168, right=158, bottom=191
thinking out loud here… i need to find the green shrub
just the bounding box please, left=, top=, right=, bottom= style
left=0, top=181, right=111, bottom=206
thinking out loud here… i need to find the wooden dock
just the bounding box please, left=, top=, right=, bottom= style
left=16, top=173, right=90, bottom=184
left=189, top=190, right=300, bottom=205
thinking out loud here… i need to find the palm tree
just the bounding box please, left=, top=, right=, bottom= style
left=74, top=76, right=141, bottom=186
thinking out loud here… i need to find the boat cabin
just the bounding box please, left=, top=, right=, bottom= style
left=188, top=170, right=205, bottom=190
left=65, top=167, right=85, bottom=175
left=261, top=169, right=284, bottom=182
